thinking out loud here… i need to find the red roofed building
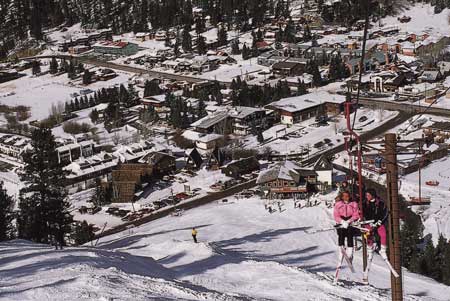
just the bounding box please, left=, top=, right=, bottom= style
left=93, top=41, right=139, bottom=56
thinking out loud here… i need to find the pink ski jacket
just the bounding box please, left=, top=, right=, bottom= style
left=333, top=200, right=360, bottom=223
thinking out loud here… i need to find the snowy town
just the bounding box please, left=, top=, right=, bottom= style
left=1, top=0, right=450, bottom=300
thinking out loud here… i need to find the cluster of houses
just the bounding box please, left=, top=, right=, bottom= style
left=56, top=28, right=113, bottom=52
left=0, top=134, right=31, bottom=159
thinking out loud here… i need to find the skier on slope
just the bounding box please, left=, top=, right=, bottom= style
left=362, top=189, right=389, bottom=282
left=192, top=228, right=198, bottom=243
left=333, top=191, right=360, bottom=262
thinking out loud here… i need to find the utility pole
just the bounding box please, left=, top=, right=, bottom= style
left=384, top=133, right=403, bottom=301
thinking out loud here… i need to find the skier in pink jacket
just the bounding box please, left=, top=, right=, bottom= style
left=333, top=191, right=360, bottom=261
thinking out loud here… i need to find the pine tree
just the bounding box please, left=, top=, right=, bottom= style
left=197, top=34, right=207, bottom=55
left=31, top=60, right=41, bottom=75
left=257, top=130, right=264, bottom=143
left=242, top=44, right=249, bottom=60
left=231, top=39, right=240, bottom=55
left=435, top=234, right=448, bottom=282
left=0, top=182, right=14, bottom=241
left=72, top=220, right=95, bottom=245
left=297, top=79, right=307, bottom=96
left=67, top=60, right=76, bottom=79
left=144, top=80, right=162, bottom=97
left=195, top=16, right=206, bottom=35
left=284, top=18, right=296, bottom=43
left=90, top=180, right=109, bottom=207
left=82, top=70, right=92, bottom=85
left=420, top=239, right=439, bottom=279
left=89, top=109, right=99, bottom=124
left=309, top=60, right=322, bottom=87
left=182, top=24, right=192, bottom=52
left=217, top=26, right=228, bottom=47
left=443, top=242, right=450, bottom=285
left=49, top=57, right=59, bottom=74
left=74, top=97, right=80, bottom=111
left=18, top=128, right=73, bottom=248
left=30, top=0, right=43, bottom=40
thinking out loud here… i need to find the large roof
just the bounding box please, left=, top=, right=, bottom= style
left=228, top=106, right=265, bottom=119
left=269, top=91, right=345, bottom=113
left=256, top=161, right=302, bottom=184
left=191, top=112, right=229, bottom=129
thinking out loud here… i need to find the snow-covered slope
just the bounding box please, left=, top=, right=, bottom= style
left=2, top=197, right=450, bottom=300
left=401, top=156, right=450, bottom=243
left=0, top=240, right=247, bottom=301
left=377, top=3, right=450, bottom=36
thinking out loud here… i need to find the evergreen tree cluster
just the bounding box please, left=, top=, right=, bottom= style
left=166, top=92, right=202, bottom=129
left=65, top=84, right=139, bottom=115
left=320, top=0, right=391, bottom=26
left=230, top=77, right=291, bottom=107
left=275, top=18, right=297, bottom=43
left=403, top=232, right=450, bottom=285
left=143, top=80, right=162, bottom=97
left=328, top=53, right=350, bottom=81
left=430, top=0, right=450, bottom=14
left=0, top=182, right=15, bottom=241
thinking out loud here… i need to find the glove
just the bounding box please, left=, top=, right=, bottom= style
left=371, top=221, right=382, bottom=228
left=340, top=220, right=349, bottom=229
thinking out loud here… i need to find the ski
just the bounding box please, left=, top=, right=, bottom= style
left=351, top=225, right=371, bottom=233
left=383, top=257, right=400, bottom=278
left=334, top=251, right=346, bottom=284
left=305, top=227, right=336, bottom=234
left=340, top=246, right=355, bottom=273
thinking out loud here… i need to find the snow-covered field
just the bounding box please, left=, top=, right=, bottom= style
left=2, top=195, right=450, bottom=300
left=0, top=68, right=131, bottom=121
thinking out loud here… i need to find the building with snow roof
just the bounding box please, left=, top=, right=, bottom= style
left=56, top=140, right=96, bottom=165
left=267, top=91, right=346, bottom=125
left=229, top=106, right=267, bottom=135
left=93, top=41, right=139, bottom=56
left=0, top=134, right=31, bottom=159
left=63, top=152, right=117, bottom=192
left=256, top=161, right=318, bottom=197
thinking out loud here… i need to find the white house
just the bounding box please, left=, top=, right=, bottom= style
left=313, top=155, right=333, bottom=191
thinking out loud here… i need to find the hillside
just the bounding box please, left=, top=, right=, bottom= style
left=2, top=197, right=450, bottom=301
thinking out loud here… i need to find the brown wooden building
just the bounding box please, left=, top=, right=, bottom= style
left=111, top=163, right=152, bottom=203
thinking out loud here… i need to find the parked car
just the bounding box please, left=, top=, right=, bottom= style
left=106, top=207, right=119, bottom=214
left=358, top=116, right=368, bottom=122
left=314, top=141, right=324, bottom=148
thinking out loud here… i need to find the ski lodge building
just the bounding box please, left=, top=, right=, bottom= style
left=93, top=41, right=139, bottom=56
left=267, top=91, right=346, bottom=125
left=257, top=157, right=333, bottom=198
